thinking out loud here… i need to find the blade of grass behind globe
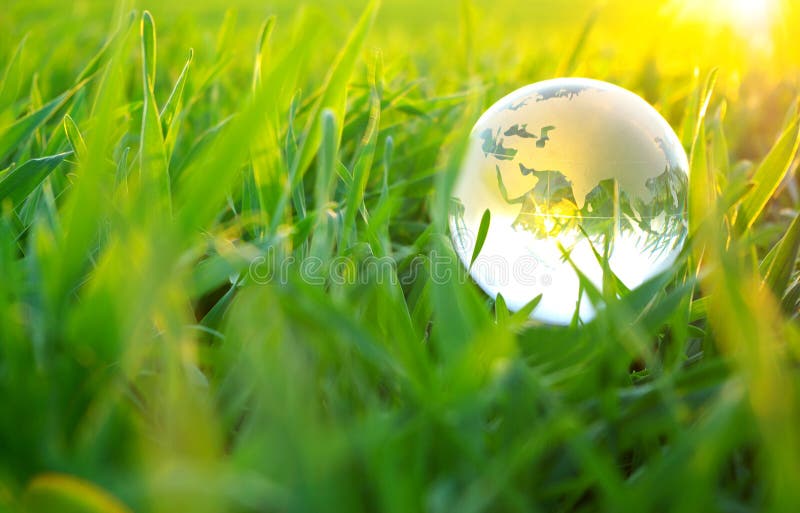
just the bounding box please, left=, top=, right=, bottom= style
left=679, top=68, right=701, bottom=150
left=616, top=265, right=676, bottom=316
left=560, top=240, right=660, bottom=368
left=507, top=294, right=543, bottom=328
left=692, top=69, right=717, bottom=151
left=710, top=101, right=730, bottom=180
left=428, top=230, right=494, bottom=363
left=635, top=278, right=696, bottom=339
left=576, top=223, right=630, bottom=297
left=469, top=208, right=490, bottom=269
left=494, top=293, right=510, bottom=324
left=688, top=119, right=712, bottom=241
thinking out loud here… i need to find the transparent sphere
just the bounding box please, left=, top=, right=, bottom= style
left=450, top=78, right=689, bottom=325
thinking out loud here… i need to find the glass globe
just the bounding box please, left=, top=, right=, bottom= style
left=450, top=78, right=689, bottom=325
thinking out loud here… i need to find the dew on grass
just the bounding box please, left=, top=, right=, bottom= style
left=450, top=78, right=689, bottom=325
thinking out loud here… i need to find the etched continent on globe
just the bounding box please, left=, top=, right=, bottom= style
left=450, top=78, right=689, bottom=325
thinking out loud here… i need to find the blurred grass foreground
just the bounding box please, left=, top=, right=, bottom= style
left=2, top=0, right=800, bottom=512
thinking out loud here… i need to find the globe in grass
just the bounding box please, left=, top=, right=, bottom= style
left=450, top=78, right=689, bottom=324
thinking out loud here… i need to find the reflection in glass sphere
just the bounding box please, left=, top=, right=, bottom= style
left=450, top=78, right=689, bottom=325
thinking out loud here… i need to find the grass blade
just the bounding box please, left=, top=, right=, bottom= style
left=341, top=51, right=382, bottom=251
left=693, top=68, right=718, bottom=148
left=738, top=113, right=800, bottom=229
left=75, top=11, right=136, bottom=84
left=508, top=293, right=542, bottom=327
left=0, top=34, right=28, bottom=118
left=0, top=152, right=71, bottom=207
left=63, top=115, right=87, bottom=161
left=762, top=213, right=800, bottom=299
left=139, top=11, right=171, bottom=214
left=309, top=110, right=339, bottom=261
left=23, top=473, right=132, bottom=513
left=160, top=48, right=194, bottom=156
left=175, top=21, right=319, bottom=235
left=469, top=208, right=490, bottom=268
left=495, top=293, right=510, bottom=324
left=141, top=11, right=156, bottom=88
left=161, top=53, right=193, bottom=121
left=686, top=70, right=718, bottom=233
left=252, top=16, right=276, bottom=92
left=688, top=121, right=708, bottom=233
left=291, top=0, right=378, bottom=184
left=268, top=1, right=379, bottom=234
left=0, top=79, right=89, bottom=163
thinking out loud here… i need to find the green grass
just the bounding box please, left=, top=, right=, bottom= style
left=1, top=0, right=800, bottom=512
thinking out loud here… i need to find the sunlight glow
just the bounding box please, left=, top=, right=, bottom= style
left=728, top=0, right=771, bottom=30
left=673, top=0, right=775, bottom=34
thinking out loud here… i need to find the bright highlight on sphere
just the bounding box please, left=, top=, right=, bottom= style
left=450, top=78, right=689, bottom=325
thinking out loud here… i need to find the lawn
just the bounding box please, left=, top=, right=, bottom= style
left=1, top=0, right=799, bottom=512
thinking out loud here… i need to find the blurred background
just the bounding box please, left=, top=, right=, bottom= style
left=3, top=0, right=799, bottom=161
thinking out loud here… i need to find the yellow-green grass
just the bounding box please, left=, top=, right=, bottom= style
left=1, top=1, right=799, bottom=512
